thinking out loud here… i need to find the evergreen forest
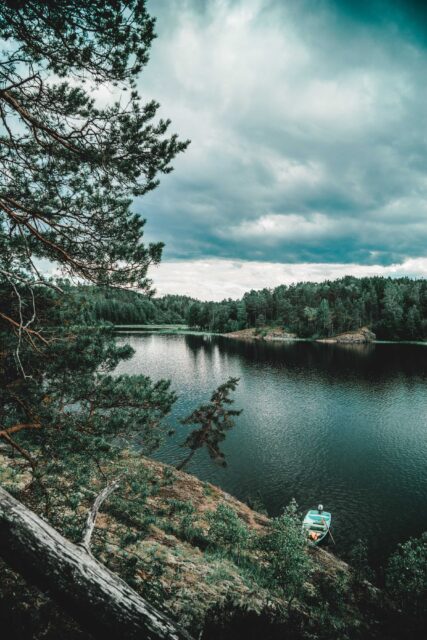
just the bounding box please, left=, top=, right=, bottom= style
left=80, top=276, right=427, bottom=340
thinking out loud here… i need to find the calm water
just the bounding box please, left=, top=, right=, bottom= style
left=116, top=334, right=427, bottom=565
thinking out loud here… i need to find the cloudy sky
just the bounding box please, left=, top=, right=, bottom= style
left=136, top=0, right=427, bottom=300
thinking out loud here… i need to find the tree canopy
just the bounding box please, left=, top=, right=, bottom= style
left=0, top=0, right=188, bottom=295
left=184, top=276, right=427, bottom=339
left=0, top=3, right=190, bottom=635
left=78, top=275, right=427, bottom=340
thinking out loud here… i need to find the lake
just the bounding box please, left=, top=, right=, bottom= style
left=116, top=333, right=427, bottom=566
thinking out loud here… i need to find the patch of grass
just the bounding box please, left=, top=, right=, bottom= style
left=205, top=562, right=239, bottom=586
left=161, top=466, right=176, bottom=486
left=203, top=483, right=216, bottom=497
left=166, top=498, right=195, bottom=515
left=138, top=545, right=169, bottom=603
left=206, top=504, right=250, bottom=553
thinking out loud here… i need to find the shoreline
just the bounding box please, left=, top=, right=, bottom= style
left=113, top=326, right=427, bottom=345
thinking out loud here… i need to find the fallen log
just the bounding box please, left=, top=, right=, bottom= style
left=0, top=485, right=194, bottom=640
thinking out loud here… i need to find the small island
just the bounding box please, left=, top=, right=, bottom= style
left=223, top=326, right=297, bottom=341
left=316, top=327, right=376, bottom=344
left=222, top=325, right=376, bottom=343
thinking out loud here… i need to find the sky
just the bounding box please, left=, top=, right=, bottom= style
left=136, top=0, right=427, bottom=300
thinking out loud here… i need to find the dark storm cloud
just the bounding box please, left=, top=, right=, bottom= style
left=329, top=0, right=427, bottom=41
left=137, top=0, right=427, bottom=267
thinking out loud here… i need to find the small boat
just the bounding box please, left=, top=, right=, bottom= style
left=302, top=504, right=331, bottom=545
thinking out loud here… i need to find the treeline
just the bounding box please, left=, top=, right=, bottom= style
left=185, top=276, right=427, bottom=339
left=74, top=286, right=196, bottom=325
left=76, top=276, right=427, bottom=340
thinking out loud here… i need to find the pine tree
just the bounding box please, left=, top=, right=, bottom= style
left=177, top=378, right=241, bottom=471
left=0, top=4, right=191, bottom=635
left=317, top=298, right=332, bottom=336
left=0, top=0, right=189, bottom=481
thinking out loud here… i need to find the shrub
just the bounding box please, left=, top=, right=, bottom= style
left=260, top=499, right=312, bottom=610
left=385, top=532, right=427, bottom=620
left=179, top=512, right=207, bottom=547
left=167, top=498, right=195, bottom=515
left=207, top=504, right=250, bottom=552
left=348, top=538, right=375, bottom=584
left=245, top=493, right=268, bottom=516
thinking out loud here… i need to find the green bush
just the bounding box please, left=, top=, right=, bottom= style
left=179, top=513, right=207, bottom=546
left=207, top=504, right=250, bottom=552
left=386, top=532, right=427, bottom=620
left=348, top=538, right=375, bottom=584
left=260, top=499, right=312, bottom=610
left=167, top=498, right=195, bottom=515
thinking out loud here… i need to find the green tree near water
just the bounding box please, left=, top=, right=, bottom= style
left=177, top=377, right=241, bottom=471
left=261, top=500, right=312, bottom=612
left=0, top=2, right=193, bottom=635
left=386, top=532, right=427, bottom=622
left=317, top=298, right=332, bottom=336
left=0, top=3, right=188, bottom=293
left=179, top=275, right=427, bottom=339
left=207, top=503, right=250, bottom=553
left=0, top=0, right=188, bottom=491
left=80, top=273, right=427, bottom=339
left=347, top=538, right=374, bottom=585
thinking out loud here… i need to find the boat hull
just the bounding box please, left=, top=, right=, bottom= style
left=302, top=509, right=331, bottom=545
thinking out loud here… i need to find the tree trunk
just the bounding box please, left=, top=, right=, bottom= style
left=176, top=449, right=195, bottom=471
left=0, top=486, right=194, bottom=640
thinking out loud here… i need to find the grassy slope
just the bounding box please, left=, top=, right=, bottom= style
left=0, top=451, right=387, bottom=639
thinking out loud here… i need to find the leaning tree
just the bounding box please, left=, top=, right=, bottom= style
left=0, top=1, right=194, bottom=637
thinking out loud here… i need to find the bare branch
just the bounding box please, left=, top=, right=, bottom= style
left=81, top=477, right=121, bottom=552
left=0, top=89, right=82, bottom=153
left=0, top=485, right=194, bottom=640
left=0, top=310, right=48, bottom=344
left=0, top=422, right=41, bottom=438
left=0, top=431, right=37, bottom=469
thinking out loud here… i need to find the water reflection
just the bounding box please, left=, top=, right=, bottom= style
left=116, top=334, right=427, bottom=565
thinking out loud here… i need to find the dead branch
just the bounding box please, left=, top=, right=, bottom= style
left=0, top=485, right=194, bottom=639
left=81, top=477, right=121, bottom=553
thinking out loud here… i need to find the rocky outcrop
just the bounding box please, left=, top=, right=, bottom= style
left=223, top=327, right=297, bottom=341
left=317, top=327, right=376, bottom=344
left=224, top=326, right=377, bottom=345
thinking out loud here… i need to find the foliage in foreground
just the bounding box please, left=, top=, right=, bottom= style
left=385, top=532, right=427, bottom=622
left=2, top=429, right=426, bottom=640
left=0, top=0, right=188, bottom=522
left=260, top=500, right=312, bottom=611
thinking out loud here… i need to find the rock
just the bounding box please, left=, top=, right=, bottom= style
left=318, top=326, right=376, bottom=344
left=223, top=327, right=297, bottom=341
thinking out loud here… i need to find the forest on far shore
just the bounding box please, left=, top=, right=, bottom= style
left=75, top=275, right=427, bottom=340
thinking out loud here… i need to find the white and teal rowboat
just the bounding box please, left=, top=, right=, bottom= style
left=302, top=505, right=331, bottom=545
